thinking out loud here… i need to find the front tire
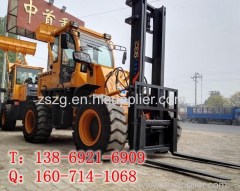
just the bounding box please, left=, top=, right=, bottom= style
left=177, top=122, right=182, bottom=142
left=23, top=102, right=52, bottom=143
left=73, top=95, right=128, bottom=153
left=1, top=104, right=16, bottom=131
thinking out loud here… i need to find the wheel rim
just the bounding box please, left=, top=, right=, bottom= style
left=2, top=111, right=5, bottom=126
left=25, top=110, right=35, bottom=134
left=79, top=109, right=101, bottom=147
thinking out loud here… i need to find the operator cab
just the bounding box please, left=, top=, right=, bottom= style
left=15, top=66, right=41, bottom=84
left=9, top=64, right=43, bottom=101
left=43, top=22, right=128, bottom=95
left=52, top=28, right=126, bottom=84
left=57, top=31, right=115, bottom=84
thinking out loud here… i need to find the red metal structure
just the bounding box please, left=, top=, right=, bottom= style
left=7, top=0, right=84, bottom=39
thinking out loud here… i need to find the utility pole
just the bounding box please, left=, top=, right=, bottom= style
left=191, top=72, right=201, bottom=106
left=200, top=74, right=203, bottom=109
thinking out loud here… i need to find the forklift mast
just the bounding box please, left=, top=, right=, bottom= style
left=126, top=0, right=165, bottom=86
left=126, top=0, right=240, bottom=181
left=126, top=0, right=178, bottom=152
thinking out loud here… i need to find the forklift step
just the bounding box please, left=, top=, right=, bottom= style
left=145, top=120, right=171, bottom=126
left=146, top=126, right=167, bottom=130
left=144, top=145, right=171, bottom=152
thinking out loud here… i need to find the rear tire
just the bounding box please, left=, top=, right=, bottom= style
left=23, top=102, right=52, bottom=143
left=1, top=104, right=16, bottom=131
left=177, top=122, right=182, bottom=142
left=169, top=112, right=182, bottom=142
left=73, top=95, right=128, bottom=153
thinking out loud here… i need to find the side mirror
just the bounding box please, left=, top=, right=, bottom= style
left=113, top=45, right=127, bottom=65
left=61, top=33, right=69, bottom=49
left=73, top=51, right=93, bottom=76
left=122, top=51, right=127, bottom=65
left=73, top=51, right=91, bottom=64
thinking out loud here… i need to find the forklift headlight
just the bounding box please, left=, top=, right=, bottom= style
left=104, top=33, right=112, bottom=40
left=70, top=21, right=80, bottom=29
left=73, top=51, right=91, bottom=64
left=28, top=84, right=33, bottom=88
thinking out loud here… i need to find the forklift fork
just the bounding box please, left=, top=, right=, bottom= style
left=126, top=0, right=240, bottom=181
left=172, top=152, right=240, bottom=169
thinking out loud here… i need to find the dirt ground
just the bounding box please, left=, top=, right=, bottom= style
left=0, top=123, right=239, bottom=191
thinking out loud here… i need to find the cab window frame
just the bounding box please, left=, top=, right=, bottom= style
left=80, top=33, right=114, bottom=68
left=15, top=67, right=42, bottom=85
left=60, top=32, right=76, bottom=83
left=51, top=36, right=60, bottom=63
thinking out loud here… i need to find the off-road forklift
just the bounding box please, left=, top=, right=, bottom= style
left=0, top=36, right=43, bottom=131
left=21, top=0, right=239, bottom=180
left=22, top=21, right=130, bottom=151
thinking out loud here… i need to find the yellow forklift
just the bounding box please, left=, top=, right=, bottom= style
left=0, top=36, right=43, bottom=131
left=19, top=0, right=239, bottom=180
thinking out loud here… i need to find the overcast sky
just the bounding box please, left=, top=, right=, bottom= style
left=0, top=0, right=239, bottom=105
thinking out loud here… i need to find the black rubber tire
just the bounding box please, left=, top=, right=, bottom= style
left=23, top=102, right=52, bottom=143
left=1, top=104, right=16, bottom=131
left=73, top=95, right=128, bottom=153
left=169, top=112, right=182, bottom=142
left=177, top=122, right=182, bottom=142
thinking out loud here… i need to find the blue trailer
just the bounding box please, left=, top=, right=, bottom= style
left=187, top=107, right=240, bottom=125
